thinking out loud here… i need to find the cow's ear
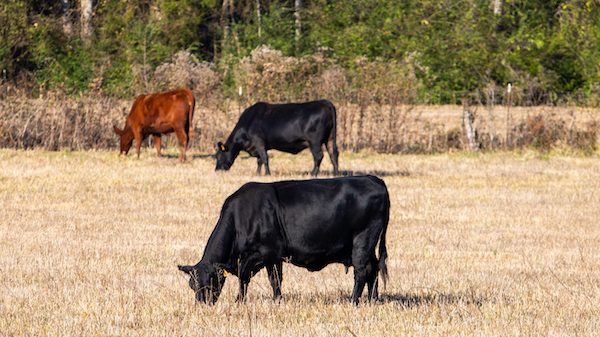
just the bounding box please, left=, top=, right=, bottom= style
left=213, top=263, right=231, bottom=277
left=113, top=125, right=123, bottom=136
left=178, top=265, right=194, bottom=275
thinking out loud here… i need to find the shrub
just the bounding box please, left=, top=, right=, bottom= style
left=153, top=50, right=221, bottom=104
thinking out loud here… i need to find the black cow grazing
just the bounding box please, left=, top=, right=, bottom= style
left=178, top=175, right=389, bottom=305
left=215, top=100, right=339, bottom=176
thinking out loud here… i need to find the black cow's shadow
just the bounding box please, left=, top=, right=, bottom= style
left=257, top=290, right=486, bottom=307
left=158, top=153, right=214, bottom=159
left=282, top=169, right=411, bottom=177
left=338, top=169, right=410, bottom=177
left=191, top=153, right=215, bottom=159
left=378, top=291, right=486, bottom=308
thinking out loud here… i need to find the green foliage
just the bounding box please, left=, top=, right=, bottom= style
left=37, top=26, right=87, bottom=91
left=233, top=3, right=296, bottom=56
left=0, top=0, right=597, bottom=104
left=0, top=0, right=29, bottom=78
left=102, top=58, right=134, bottom=98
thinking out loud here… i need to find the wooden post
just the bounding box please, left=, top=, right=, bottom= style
left=505, top=82, right=512, bottom=149
left=486, top=84, right=497, bottom=149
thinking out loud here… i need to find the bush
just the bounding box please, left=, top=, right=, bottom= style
left=153, top=51, right=221, bottom=103
left=512, top=113, right=597, bottom=153
left=233, top=45, right=329, bottom=103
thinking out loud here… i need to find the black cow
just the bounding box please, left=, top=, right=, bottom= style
left=178, top=175, right=389, bottom=305
left=215, top=100, right=339, bottom=176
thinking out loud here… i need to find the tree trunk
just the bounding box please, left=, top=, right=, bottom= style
left=294, top=0, right=302, bottom=53
left=61, top=0, right=73, bottom=36
left=80, top=0, right=93, bottom=41
left=229, top=0, right=241, bottom=55
left=491, top=0, right=502, bottom=15
left=256, top=0, right=262, bottom=40
left=462, top=101, right=479, bottom=151
left=219, top=0, right=240, bottom=56
left=221, top=0, right=231, bottom=53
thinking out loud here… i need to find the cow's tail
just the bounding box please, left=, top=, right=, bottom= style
left=326, top=100, right=339, bottom=174
left=329, top=101, right=337, bottom=149
left=378, top=188, right=390, bottom=290
left=187, top=91, right=196, bottom=143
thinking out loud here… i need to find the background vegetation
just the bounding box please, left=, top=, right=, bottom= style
left=0, top=0, right=598, bottom=104
left=0, top=1, right=598, bottom=154
left=2, top=2, right=599, bottom=334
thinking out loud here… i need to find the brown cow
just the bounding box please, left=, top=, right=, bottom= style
left=113, top=88, right=195, bottom=162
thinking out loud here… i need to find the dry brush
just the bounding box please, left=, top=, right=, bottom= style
left=0, top=48, right=598, bottom=154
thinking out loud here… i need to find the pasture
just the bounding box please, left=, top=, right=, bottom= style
left=1, top=149, right=599, bottom=336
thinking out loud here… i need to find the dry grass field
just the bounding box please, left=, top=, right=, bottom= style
left=1, top=148, right=599, bottom=336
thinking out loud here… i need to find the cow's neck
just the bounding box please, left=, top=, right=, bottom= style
left=200, top=210, right=236, bottom=271
left=225, top=131, right=243, bottom=160
left=123, top=126, right=134, bottom=138
left=225, top=126, right=241, bottom=148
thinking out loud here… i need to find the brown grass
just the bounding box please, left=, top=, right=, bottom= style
left=1, top=149, right=599, bottom=336
left=1, top=93, right=598, bottom=154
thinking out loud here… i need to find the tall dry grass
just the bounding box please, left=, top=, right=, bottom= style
left=2, top=48, right=598, bottom=154
left=1, top=94, right=598, bottom=154
left=0, top=150, right=599, bottom=336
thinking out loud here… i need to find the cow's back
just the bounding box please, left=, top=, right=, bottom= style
left=127, top=88, right=193, bottom=130
left=253, top=100, right=334, bottom=127
left=127, top=94, right=148, bottom=124
left=273, top=176, right=385, bottom=225
left=143, top=88, right=193, bottom=118
left=240, top=100, right=335, bottom=152
left=271, top=176, right=389, bottom=270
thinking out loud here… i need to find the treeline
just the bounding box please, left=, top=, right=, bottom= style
left=0, top=0, right=598, bottom=104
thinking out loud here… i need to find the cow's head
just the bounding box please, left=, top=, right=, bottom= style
left=113, top=125, right=134, bottom=155
left=178, top=263, right=227, bottom=304
left=215, top=142, right=234, bottom=171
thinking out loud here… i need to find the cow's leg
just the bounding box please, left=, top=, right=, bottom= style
left=174, top=128, right=188, bottom=162
left=184, top=123, right=191, bottom=151
left=236, top=254, right=264, bottom=302
left=256, top=157, right=263, bottom=175
left=257, top=147, right=270, bottom=175
left=351, top=267, right=368, bottom=305
left=325, top=137, right=339, bottom=176
left=134, top=130, right=143, bottom=159
left=351, top=230, right=381, bottom=305
left=236, top=278, right=249, bottom=303
left=309, top=143, right=324, bottom=176
left=266, top=262, right=283, bottom=301
left=366, top=255, right=379, bottom=302
left=152, top=134, right=162, bottom=157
